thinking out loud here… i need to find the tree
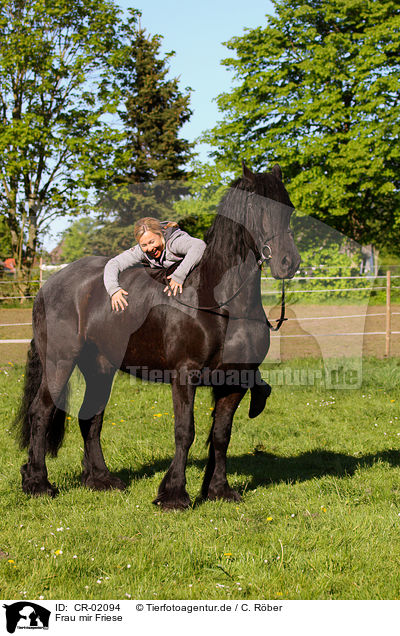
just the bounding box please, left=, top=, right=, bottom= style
left=202, top=0, right=400, bottom=252
left=0, top=0, right=138, bottom=293
left=120, top=26, right=193, bottom=186
left=0, top=216, right=12, bottom=258
left=57, top=217, right=100, bottom=262
left=92, top=25, right=194, bottom=255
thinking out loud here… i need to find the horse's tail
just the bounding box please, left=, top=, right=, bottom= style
left=14, top=338, right=43, bottom=450
left=14, top=338, right=69, bottom=457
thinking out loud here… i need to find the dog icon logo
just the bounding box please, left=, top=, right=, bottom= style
left=3, top=602, right=50, bottom=633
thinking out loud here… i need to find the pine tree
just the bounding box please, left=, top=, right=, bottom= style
left=94, top=24, right=194, bottom=254
left=122, top=27, right=193, bottom=185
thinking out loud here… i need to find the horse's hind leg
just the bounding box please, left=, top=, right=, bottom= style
left=153, top=377, right=196, bottom=510
left=21, top=362, right=74, bottom=497
left=78, top=356, right=125, bottom=491
left=202, top=386, right=246, bottom=502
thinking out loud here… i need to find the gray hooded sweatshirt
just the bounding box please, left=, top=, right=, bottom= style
left=103, top=227, right=207, bottom=297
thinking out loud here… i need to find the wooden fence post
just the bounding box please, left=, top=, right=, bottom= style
left=39, top=256, right=43, bottom=288
left=385, top=270, right=391, bottom=357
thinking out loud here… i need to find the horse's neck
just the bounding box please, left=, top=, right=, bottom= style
left=198, top=247, right=262, bottom=307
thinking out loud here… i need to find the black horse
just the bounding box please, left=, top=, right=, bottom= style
left=15, top=163, right=300, bottom=509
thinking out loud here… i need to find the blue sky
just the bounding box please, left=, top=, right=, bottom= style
left=45, top=0, right=274, bottom=249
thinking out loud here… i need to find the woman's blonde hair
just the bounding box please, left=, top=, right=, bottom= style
left=134, top=217, right=178, bottom=244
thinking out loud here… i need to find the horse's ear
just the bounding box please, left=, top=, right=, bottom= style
left=242, top=159, right=255, bottom=183
left=272, top=163, right=283, bottom=181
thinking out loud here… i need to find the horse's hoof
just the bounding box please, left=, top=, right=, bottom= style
left=82, top=473, right=126, bottom=491
left=21, top=478, right=58, bottom=497
left=249, top=382, right=272, bottom=418
left=21, top=464, right=58, bottom=497
left=206, top=485, right=242, bottom=502
left=152, top=490, right=191, bottom=511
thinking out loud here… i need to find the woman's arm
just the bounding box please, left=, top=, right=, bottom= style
left=167, top=234, right=207, bottom=286
left=103, top=246, right=143, bottom=310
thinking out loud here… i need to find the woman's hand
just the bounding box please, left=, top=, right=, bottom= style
left=163, top=276, right=182, bottom=296
left=111, top=289, right=128, bottom=312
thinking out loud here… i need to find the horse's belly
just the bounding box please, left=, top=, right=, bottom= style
left=117, top=306, right=218, bottom=373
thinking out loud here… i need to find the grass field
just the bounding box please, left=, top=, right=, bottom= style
left=1, top=358, right=400, bottom=600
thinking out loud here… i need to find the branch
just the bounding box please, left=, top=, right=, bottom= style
left=0, top=170, right=11, bottom=199
left=37, top=148, right=73, bottom=202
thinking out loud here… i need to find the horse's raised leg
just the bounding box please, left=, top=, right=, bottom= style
left=202, top=386, right=246, bottom=502
left=153, top=377, right=196, bottom=510
left=78, top=357, right=125, bottom=491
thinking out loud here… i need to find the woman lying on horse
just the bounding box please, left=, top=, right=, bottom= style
left=104, top=217, right=206, bottom=311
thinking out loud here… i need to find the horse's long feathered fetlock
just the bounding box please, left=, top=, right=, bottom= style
left=14, top=338, right=69, bottom=457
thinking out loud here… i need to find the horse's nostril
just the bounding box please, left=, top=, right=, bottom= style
left=281, top=255, right=289, bottom=267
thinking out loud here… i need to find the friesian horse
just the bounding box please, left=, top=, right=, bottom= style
left=15, top=163, right=300, bottom=509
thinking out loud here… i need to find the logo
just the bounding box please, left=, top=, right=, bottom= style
left=3, top=603, right=50, bottom=634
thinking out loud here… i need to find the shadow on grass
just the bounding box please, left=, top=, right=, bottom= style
left=62, top=448, right=400, bottom=493
left=56, top=448, right=400, bottom=499
left=225, top=448, right=400, bottom=491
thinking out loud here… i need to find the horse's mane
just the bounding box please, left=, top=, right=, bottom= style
left=203, top=171, right=289, bottom=266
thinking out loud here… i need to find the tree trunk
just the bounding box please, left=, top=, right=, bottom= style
left=5, top=202, right=36, bottom=302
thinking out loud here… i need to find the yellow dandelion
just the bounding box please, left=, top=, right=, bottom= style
left=153, top=413, right=162, bottom=417
left=391, top=399, right=395, bottom=403
left=267, top=517, right=273, bottom=522
left=224, top=553, right=232, bottom=557
left=112, top=423, right=116, bottom=426
left=55, top=550, right=62, bottom=556
left=7, top=559, right=15, bottom=564
left=321, top=506, right=327, bottom=512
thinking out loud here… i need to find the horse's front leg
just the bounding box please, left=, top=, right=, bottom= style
left=153, top=375, right=196, bottom=510
left=202, top=386, right=246, bottom=502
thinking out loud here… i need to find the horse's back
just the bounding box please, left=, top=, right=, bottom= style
left=41, top=256, right=108, bottom=296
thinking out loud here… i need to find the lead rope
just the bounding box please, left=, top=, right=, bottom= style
left=264, top=278, right=286, bottom=331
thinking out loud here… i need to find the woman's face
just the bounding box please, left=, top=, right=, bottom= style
left=139, top=231, right=164, bottom=259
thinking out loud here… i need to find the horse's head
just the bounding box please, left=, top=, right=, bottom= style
left=241, top=161, right=301, bottom=279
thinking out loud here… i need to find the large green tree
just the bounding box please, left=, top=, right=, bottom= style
left=202, top=0, right=400, bottom=252
left=0, top=0, right=139, bottom=292
left=92, top=25, right=194, bottom=255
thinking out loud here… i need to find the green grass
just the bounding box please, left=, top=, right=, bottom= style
left=0, top=358, right=400, bottom=600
